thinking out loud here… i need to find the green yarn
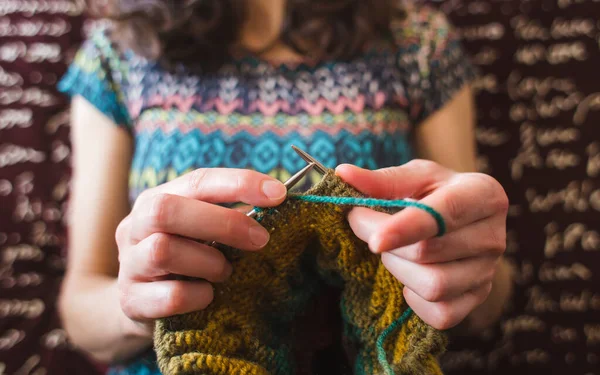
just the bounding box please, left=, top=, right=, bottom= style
left=251, top=193, right=444, bottom=374
left=284, top=195, right=441, bottom=374
left=376, top=308, right=415, bottom=375
left=289, top=195, right=447, bottom=236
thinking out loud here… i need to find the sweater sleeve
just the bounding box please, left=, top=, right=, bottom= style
left=58, top=28, right=132, bottom=128
left=392, top=6, right=478, bottom=125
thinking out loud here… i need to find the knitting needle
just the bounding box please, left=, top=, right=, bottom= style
left=207, top=162, right=316, bottom=248
left=291, top=145, right=328, bottom=174
left=245, top=161, right=316, bottom=219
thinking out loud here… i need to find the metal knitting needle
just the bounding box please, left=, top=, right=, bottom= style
left=245, top=161, right=316, bottom=219
left=291, top=145, right=328, bottom=174
left=207, top=162, right=316, bottom=248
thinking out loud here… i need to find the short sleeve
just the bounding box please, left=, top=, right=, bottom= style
left=58, top=29, right=132, bottom=128
left=392, top=6, right=478, bottom=125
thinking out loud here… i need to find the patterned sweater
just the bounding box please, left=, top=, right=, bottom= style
left=59, top=5, right=475, bottom=375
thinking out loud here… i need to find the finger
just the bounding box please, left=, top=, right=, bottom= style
left=346, top=207, right=390, bottom=246
left=387, top=215, right=507, bottom=264
left=403, top=282, right=492, bottom=331
left=381, top=252, right=497, bottom=302
left=335, top=160, right=453, bottom=200
left=115, top=214, right=133, bottom=247
left=130, top=193, right=269, bottom=250
left=123, top=233, right=232, bottom=283
left=120, top=280, right=214, bottom=321
left=133, top=168, right=287, bottom=208
left=370, top=173, right=508, bottom=252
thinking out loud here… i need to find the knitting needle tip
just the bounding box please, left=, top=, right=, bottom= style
left=291, top=145, right=328, bottom=174
left=245, top=162, right=315, bottom=219
left=284, top=162, right=315, bottom=189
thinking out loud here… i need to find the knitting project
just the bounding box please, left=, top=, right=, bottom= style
left=154, top=171, right=446, bottom=375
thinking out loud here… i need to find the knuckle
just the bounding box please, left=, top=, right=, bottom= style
left=483, top=264, right=497, bottom=284
left=408, top=242, right=428, bottom=263
left=197, top=283, right=215, bottom=310
left=431, top=303, right=456, bottom=331
left=476, top=267, right=495, bottom=291
left=377, top=167, right=403, bottom=198
left=188, top=168, right=209, bottom=194
left=164, top=283, right=187, bottom=314
left=118, top=283, right=137, bottom=319
left=378, top=166, right=400, bottom=179
left=223, top=212, right=244, bottom=238
left=148, top=193, right=174, bottom=229
left=134, top=190, right=153, bottom=210
left=496, top=192, right=510, bottom=215
left=489, top=182, right=509, bottom=214
left=236, top=170, right=254, bottom=192
left=147, top=233, right=171, bottom=270
left=137, top=189, right=152, bottom=202
left=488, top=226, right=507, bottom=255
left=480, top=282, right=493, bottom=301
left=120, top=299, right=135, bottom=319
left=442, top=191, right=462, bottom=225
left=476, top=173, right=509, bottom=213
left=207, top=253, right=230, bottom=282
left=423, top=271, right=446, bottom=302
left=409, top=159, right=439, bottom=175
left=115, top=216, right=131, bottom=245
left=412, top=239, right=442, bottom=263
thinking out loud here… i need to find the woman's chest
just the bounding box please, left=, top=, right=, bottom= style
left=124, top=61, right=416, bottom=200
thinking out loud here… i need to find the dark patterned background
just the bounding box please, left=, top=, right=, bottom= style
left=0, top=1, right=100, bottom=374
left=421, top=0, right=600, bottom=374
left=0, top=0, right=598, bottom=374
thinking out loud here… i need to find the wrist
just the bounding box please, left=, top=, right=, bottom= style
left=455, top=258, right=513, bottom=335
left=112, top=281, right=154, bottom=341
left=472, top=257, right=513, bottom=331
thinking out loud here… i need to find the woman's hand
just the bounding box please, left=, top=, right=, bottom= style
left=336, top=160, right=510, bottom=331
left=114, top=168, right=287, bottom=335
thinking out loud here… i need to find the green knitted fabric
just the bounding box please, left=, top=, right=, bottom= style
left=154, top=171, right=446, bottom=375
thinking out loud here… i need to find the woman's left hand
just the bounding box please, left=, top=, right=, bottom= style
left=336, top=160, right=509, bottom=331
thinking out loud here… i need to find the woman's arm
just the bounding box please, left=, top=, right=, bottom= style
left=414, top=85, right=513, bottom=332
left=59, top=96, right=152, bottom=363
left=414, top=85, right=477, bottom=173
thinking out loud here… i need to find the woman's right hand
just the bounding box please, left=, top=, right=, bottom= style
left=114, top=168, right=287, bottom=335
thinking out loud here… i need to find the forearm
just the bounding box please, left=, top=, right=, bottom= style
left=460, top=257, right=513, bottom=333
left=59, top=273, right=152, bottom=364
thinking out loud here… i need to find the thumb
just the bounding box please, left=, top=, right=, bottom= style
left=335, top=160, right=452, bottom=199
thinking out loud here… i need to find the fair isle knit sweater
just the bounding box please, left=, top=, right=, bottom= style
left=59, top=5, right=475, bottom=374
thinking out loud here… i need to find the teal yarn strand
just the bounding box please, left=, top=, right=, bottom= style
left=376, top=308, right=414, bottom=375
left=289, top=195, right=447, bottom=237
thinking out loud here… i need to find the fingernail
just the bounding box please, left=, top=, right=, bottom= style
left=261, top=180, right=287, bottom=200
left=249, top=224, right=270, bottom=247
left=335, top=164, right=351, bottom=175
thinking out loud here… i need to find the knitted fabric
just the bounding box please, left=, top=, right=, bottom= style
left=154, top=171, right=446, bottom=375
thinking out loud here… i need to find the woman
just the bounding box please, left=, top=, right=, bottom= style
left=58, top=0, right=512, bottom=373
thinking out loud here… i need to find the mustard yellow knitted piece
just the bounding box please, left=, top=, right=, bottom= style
left=154, top=171, right=446, bottom=375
